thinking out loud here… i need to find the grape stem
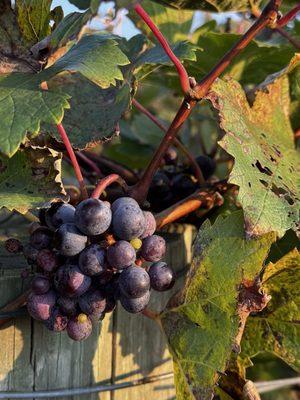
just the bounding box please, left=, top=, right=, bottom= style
left=76, top=152, right=103, bottom=177
left=91, top=174, right=128, bottom=199
left=141, top=308, right=159, bottom=320
left=129, top=0, right=281, bottom=204
left=41, top=82, right=88, bottom=199
left=277, top=4, right=300, bottom=27
left=132, top=99, right=205, bottom=185
left=134, top=4, right=191, bottom=95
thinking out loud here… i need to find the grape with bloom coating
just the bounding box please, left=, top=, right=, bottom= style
left=37, top=249, right=58, bottom=273
left=45, top=308, right=68, bottom=332
left=57, top=296, right=77, bottom=317
left=79, top=244, right=107, bottom=276
left=111, top=197, right=139, bottom=213
left=141, top=235, right=166, bottom=262
left=30, top=227, right=53, bottom=250
left=119, top=266, right=150, bottom=299
left=78, top=289, right=106, bottom=321
left=27, top=290, right=56, bottom=321
left=107, top=241, right=136, bottom=270
left=112, top=203, right=145, bottom=241
left=54, top=223, right=87, bottom=257
left=148, top=262, right=175, bottom=292
left=54, top=264, right=91, bottom=298
left=140, top=211, right=156, bottom=239
left=75, top=198, right=112, bottom=236
left=31, top=275, right=50, bottom=295
left=45, top=202, right=75, bottom=229
left=120, top=291, right=150, bottom=313
left=67, top=314, right=92, bottom=341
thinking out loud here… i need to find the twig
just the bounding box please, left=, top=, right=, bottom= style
left=155, top=190, right=224, bottom=229
left=129, top=0, right=281, bottom=204
left=275, top=27, right=300, bottom=50
left=134, top=4, right=191, bottom=95
left=91, top=174, right=128, bottom=199
left=132, top=99, right=205, bottom=184
left=277, top=4, right=300, bottom=27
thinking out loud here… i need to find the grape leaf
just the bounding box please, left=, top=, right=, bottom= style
left=207, top=76, right=300, bottom=238
left=0, top=73, right=70, bottom=157
left=68, top=0, right=100, bottom=12
left=160, top=212, right=275, bottom=400
left=189, top=33, right=294, bottom=85
left=241, top=249, right=300, bottom=371
left=0, top=146, right=67, bottom=214
left=15, top=0, right=52, bottom=45
left=128, top=1, right=194, bottom=42
left=148, top=0, right=261, bottom=12
left=47, top=75, right=131, bottom=149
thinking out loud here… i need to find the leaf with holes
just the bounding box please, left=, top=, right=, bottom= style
left=160, top=212, right=275, bottom=400
left=207, top=76, right=300, bottom=238
left=241, top=249, right=300, bottom=371
left=0, top=146, right=67, bottom=214
left=46, top=74, right=131, bottom=149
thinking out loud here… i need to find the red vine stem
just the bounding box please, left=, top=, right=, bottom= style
left=277, top=4, right=300, bottom=27
left=132, top=99, right=205, bottom=184
left=129, top=0, right=281, bottom=204
left=91, top=174, right=128, bottom=199
left=76, top=152, right=103, bottom=177
left=134, top=4, right=191, bottom=95
left=41, top=82, right=88, bottom=199
left=275, top=27, right=300, bottom=50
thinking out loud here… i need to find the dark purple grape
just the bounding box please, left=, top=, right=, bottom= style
left=78, top=289, right=106, bottom=320
left=140, top=235, right=166, bottom=262
left=54, top=264, right=91, bottom=298
left=30, top=227, right=53, bottom=250
left=5, top=238, right=23, bottom=253
left=54, top=223, right=87, bottom=257
left=45, top=308, right=68, bottom=332
left=111, top=197, right=139, bottom=213
left=120, top=291, right=150, bottom=313
left=57, top=296, right=77, bottom=317
left=104, top=296, right=116, bottom=313
left=75, top=198, right=112, bottom=236
left=150, top=172, right=170, bottom=196
left=140, top=211, right=156, bottom=239
left=79, top=244, right=107, bottom=276
left=23, top=244, right=39, bottom=264
left=31, top=275, right=50, bottom=295
left=148, top=262, right=175, bottom=292
left=27, top=291, right=56, bottom=321
left=37, top=249, right=58, bottom=273
left=171, top=173, right=197, bottom=197
left=67, top=314, right=92, bottom=341
left=107, top=241, right=136, bottom=270
left=45, top=202, right=75, bottom=229
left=164, top=147, right=177, bottom=165
left=119, top=266, right=150, bottom=299
left=112, top=204, right=145, bottom=241
left=195, top=155, right=216, bottom=180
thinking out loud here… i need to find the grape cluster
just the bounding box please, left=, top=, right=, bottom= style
left=8, top=197, right=175, bottom=341
left=149, top=153, right=216, bottom=212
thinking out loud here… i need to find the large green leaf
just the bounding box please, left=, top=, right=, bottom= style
left=148, top=0, right=261, bottom=11
left=16, top=0, right=52, bottom=45
left=241, top=249, right=300, bottom=371
left=0, top=147, right=66, bottom=214
left=0, top=73, right=70, bottom=157
left=160, top=212, right=275, bottom=400
left=189, top=33, right=294, bottom=85
left=68, top=0, right=100, bottom=12
left=47, top=75, right=131, bottom=149
left=128, top=1, right=194, bottom=42
left=207, top=76, right=299, bottom=238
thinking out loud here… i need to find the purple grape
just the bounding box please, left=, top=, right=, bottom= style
left=30, top=227, right=53, bottom=250
left=45, top=202, right=75, bottom=229
left=107, top=241, right=136, bottom=270
left=94, top=269, right=114, bottom=286
left=111, top=197, right=139, bottom=213
left=78, top=289, right=106, bottom=320
left=57, top=296, right=77, bottom=317
left=140, top=211, right=156, bottom=239
left=195, top=155, right=216, bottom=180
left=67, top=314, right=93, bottom=341
left=54, top=264, right=91, bottom=298
left=75, top=198, right=112, bottom=236
left=5, top=238, right=23, bottom=253
left=27, top=291, right=56, bottom=321
left=31, top=275, right=50, bottom=295
left=23, top=244, right=39, bottom=264
left=112, top=203, right=145, bottom=241
left=79, top=244, right=107, bottom=276
left=141, top=235, right=166, bottom=262
left=150, top=172, right=170, bottom=196
left=120, top=291, right=150, bottom=313
left=119, top=266, right=150, bottom=299
left=54, top=223, right=87, bottom=257
left=45, top=308, right=68, bottom=332
left=164, top=147, right=177, bottom=165
left=148, top=262, right=175, bottom=292
left=37, top=249, right=58, bottom=273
